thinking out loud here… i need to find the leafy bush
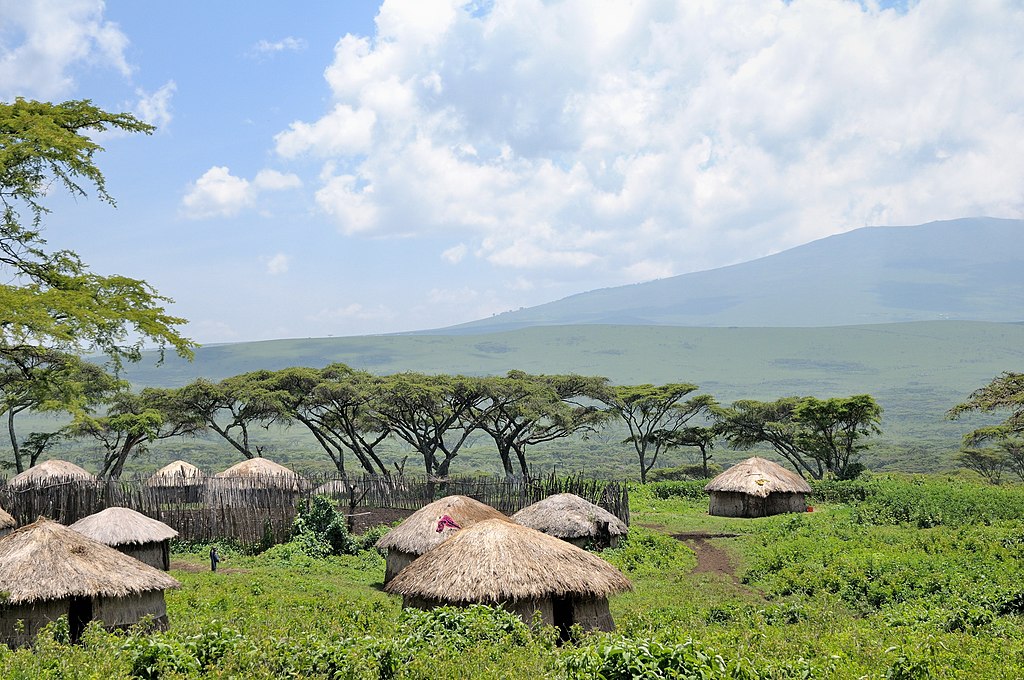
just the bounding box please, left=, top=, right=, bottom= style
left=648, top=480, right=709, bottom=501
left=648, top=464, right=722, bottom=482
left=602, top=526, right=693, bottom=575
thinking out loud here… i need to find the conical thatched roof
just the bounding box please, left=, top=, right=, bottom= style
left=512, top=493, right=628, bottom=540
left=704, top=457, right=812, bottom=497
left=375, top=495, right=510, bottom=555
left=0, top=506, right=15, bottom=531
left=7, top=460, right=97, bottom=490
left=146, top=460, right=205, bottom=488
left=70, top=507, right=178, bottom=547
left=0, top=517, right=179, bottom=605
left=385, top=519, right=632, bottom=602
left=214, top=457, right=302, bottom=488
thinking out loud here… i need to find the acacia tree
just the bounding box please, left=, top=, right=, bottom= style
left=372, top=373, right=486, bottom=478
left=649, top=424, right=720, bottom=478
left=176, top=374, right=282, bottom=459
left=716, top=395, right=882, bottom=479
left=948, top=372, right=1024, bottom=482
left=600, top=383, right=712, bottom=483
left=473, top=371, right=610, bottom=479
left=1, top=98, right=194, bottom=366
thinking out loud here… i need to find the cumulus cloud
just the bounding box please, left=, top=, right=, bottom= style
left=134, top=80, right=177, bottom=129
left=182, top=166, right=302, bottom=219
left=250, top=36, right=307, bottom=57
left=0, top=0, right=131, bottom=100
left=441, top=243, right=467, bottom=264
left=273, top=0, right=1024, bottom=283
left=265, top=253, right=290, bottom=275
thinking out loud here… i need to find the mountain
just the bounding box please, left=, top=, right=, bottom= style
left=434, top=217, right=1024, bottom=333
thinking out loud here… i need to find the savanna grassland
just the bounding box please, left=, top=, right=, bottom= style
left=4, top=476, right=1024, bottom=679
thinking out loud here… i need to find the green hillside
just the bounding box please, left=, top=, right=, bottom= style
left=96, top=320, right=1023, bottom=475
left=438, top=217, right=1024, bottom=332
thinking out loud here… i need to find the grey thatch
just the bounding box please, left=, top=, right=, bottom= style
left=704, top=456, right=812, bottom=518
left=386, top=519, right=632, bottom=635
left=512, top=493, right=628, bottom=548
left=7, top=459, right=96, bottom=490
left=70, top=507, right=178, bottom=570
left=0, top=506, right=14, bottom=537
left=146, top=460, right=205, bottom=488
left=375, top=495, right=510, bottom=584
left=214, top=457, right=303, bottom=488
left=0, top=517, right=179, bottom=646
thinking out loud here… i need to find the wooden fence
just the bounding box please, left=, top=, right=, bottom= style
left=0, top=471, right=629, bottom=546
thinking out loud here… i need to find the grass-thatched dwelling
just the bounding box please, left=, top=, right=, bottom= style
left=212, top=457, right=305, bottom=507
left=146, top=460, right=206, bottom=503
left=385, top=518, right=632, bottom=638
left=704, top=456, right=812, bottom=518
left=0, top=506, right=15, bottom=538
left=375, top=495, right=510, bottom=584
left=512, top=493, right=628, bottom=549
left=6, top=459, right=97, bottom=491
left=70, top=507, right=179, bottom=570
left=0, top=517, right=179, bottom=647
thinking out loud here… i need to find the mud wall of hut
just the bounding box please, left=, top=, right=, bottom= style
left=119, top=542, right=170, bottom=571
left=0, top=598, right=69, bottom=647
left=708, top=491, right=807, bottom=518
left=93, top=591, right=168, bottom=630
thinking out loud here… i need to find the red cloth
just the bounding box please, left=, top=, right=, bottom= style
left=435, top=514, right=462, bottom=533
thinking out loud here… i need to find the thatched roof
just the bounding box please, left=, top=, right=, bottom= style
left=0, top=517, right=179, bottom=605
left=375, top=495, right=510, bottom=555
left=7, top=460, right=97, bottom=490
left=146, top=460, right=205, bottom=488
left=70, top=507, right=178, bottom=546
left=0, top=506, right=15, bottom=531
left=704, top=457, right=812, bottom=497
left=512, top=493, right=628, bottom=540
left=385, top=519, right=632, bottom=602
left=214, top=457, right=303, bottom=488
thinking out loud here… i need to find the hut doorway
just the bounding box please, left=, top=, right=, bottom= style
left=68, top=596, right=92, bottom=643
left=552, top=596, right=574, bottom=643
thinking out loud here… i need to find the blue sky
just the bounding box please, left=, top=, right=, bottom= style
left=1, top=0, right=1022, bottom=344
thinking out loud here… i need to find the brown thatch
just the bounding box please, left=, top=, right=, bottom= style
left=146, top=460, right=205, bottom=488
left=0, top=506, right=14, bottom=532
left=375, top=495, right=510, bottom=555
left=214, top=457, right=303, bottom=489
left=704, top=457, right=811, bottom=498
left=7, top=460, right=96, bottom=490
left=385, top=519, right=631, bottom=603
left=512, top=493, right=628, bottom=543
left=0, top=517, right=179, bottom=606
left=70, top=507, right=178, bottom=547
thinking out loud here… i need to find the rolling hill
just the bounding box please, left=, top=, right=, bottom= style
left=434, top=217, right=1024, bottom=333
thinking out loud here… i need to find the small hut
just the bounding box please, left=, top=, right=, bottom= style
left=0, top=506, right=15, bottom=538
left=146, top=460, right=206, bottom=503
left=512, top=493, right=628, bottom=549
left=6, top=459, right=97, bottom=491
left=0, top=517, right=180, bottom=647
left=704, top=456, right=812, bottom=518
left=375, top=495, right=510, bottom=584
left=385, top=519, right=632, bottom=638
left=212, top=457, right=305, bottom=507
left=70, top=507, right=178, bottom=570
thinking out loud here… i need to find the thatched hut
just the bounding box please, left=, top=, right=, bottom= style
left=0, top=517, right=179, bottom=646
left=704, top=456, right=812, bottom=518
left=212, top=457, right=305, bottom=507
left=70, top=507, right=178, bottom=570
left=0, top=506, right=15, bottom=538
left=375, top=495, right=510, bottom=584
left=6, top=460, right=97, bottom=491
left=386, top=519, right=632, bottom=638
left=146, top=460, right=206, bottom=503
left=512, top=493, right=628, bottom=549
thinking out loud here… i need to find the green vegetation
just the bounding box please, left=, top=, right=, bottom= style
left=5, top=476, right=1024, bottom=678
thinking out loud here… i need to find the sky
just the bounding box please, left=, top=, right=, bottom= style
left=1, top=0, right=1022, bottom=345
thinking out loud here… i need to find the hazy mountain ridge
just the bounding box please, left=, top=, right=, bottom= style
left=433, top=217, right=1024, bottom=333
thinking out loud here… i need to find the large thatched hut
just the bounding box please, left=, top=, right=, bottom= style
left=146, top=460, right=206, bottom=503
left=6, top=460, right=97, bottom=491
left=386, top=519, right=632, bottom=638
left=212, top=457, right=305, bottom=507
left=0, top=518, right=179, bottom=647
left=70, top=507, right=178, bottom=570
left=375, top=495, right=509, bottom=584
left=0, top=506, right=15, bottom=538
left=704, top=456, right=812, bottom=518
left=512, top=493, right=628, bottom=549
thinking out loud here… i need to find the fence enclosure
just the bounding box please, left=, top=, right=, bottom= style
left=0, top=472, right=629, bottom=546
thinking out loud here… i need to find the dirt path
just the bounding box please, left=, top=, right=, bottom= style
left=671, top=532, right=740, bottom=580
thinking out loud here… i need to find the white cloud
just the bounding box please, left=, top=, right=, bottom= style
left=182, top=167, right=252, bottom=219
left=274, top=0, right=1024, bottom=282
left=265, top=253, right=290, bottom=275
left=134, top=80, right=177, bottom=129
left=441, top=243, right=467, bottom=264
left=428, top=286, right=479, bottom=304
left=0, top=0, right=131, bottom=100
left=254, top=169, right=302, bottom=191
left=250, top=36, right=307, bottom=56
left=310, top=303, right=395, bottom=322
